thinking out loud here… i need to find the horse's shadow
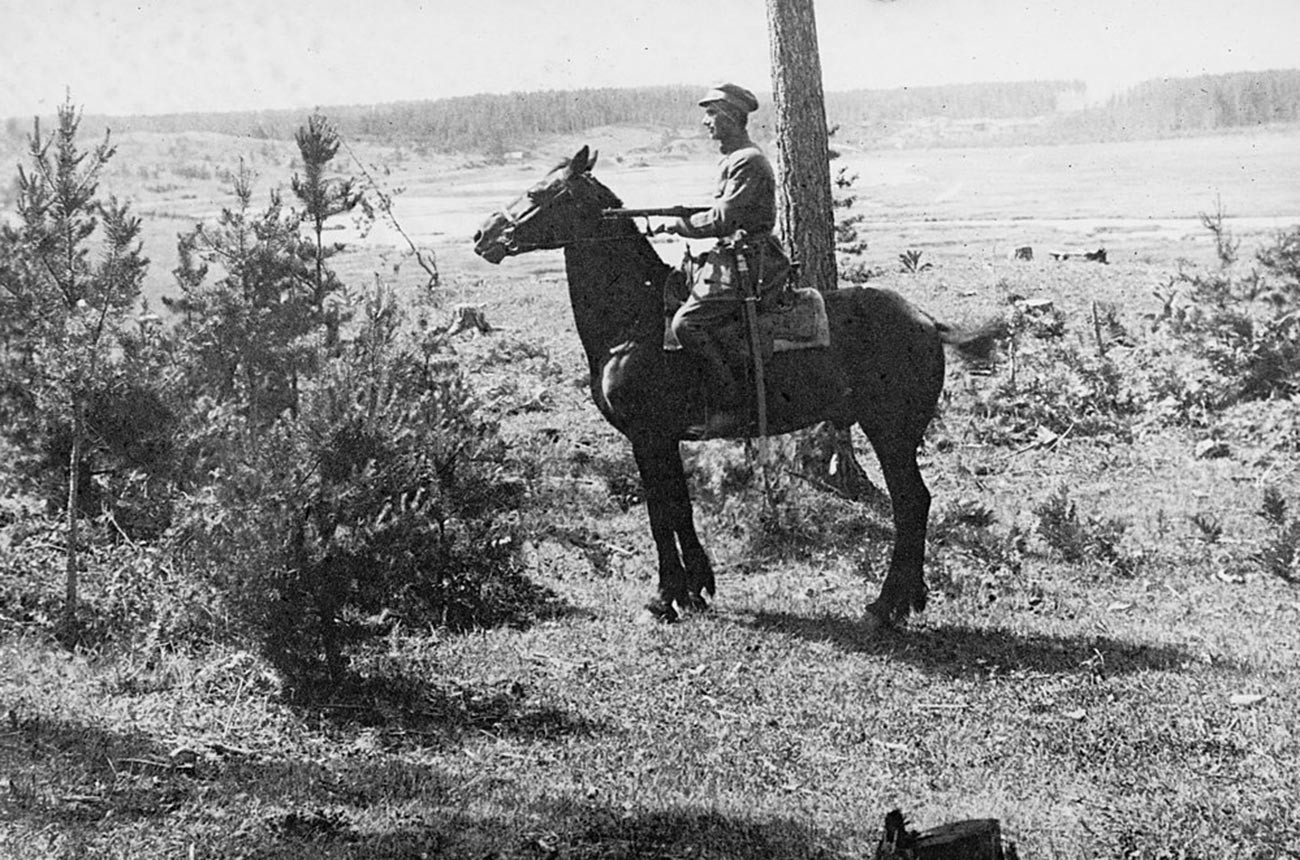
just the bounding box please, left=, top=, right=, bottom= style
left=737, top=608, right=1229, bottom=679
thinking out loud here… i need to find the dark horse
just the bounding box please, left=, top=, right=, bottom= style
left=473, top=146, right=997, bottom=628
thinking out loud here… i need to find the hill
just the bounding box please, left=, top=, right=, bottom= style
left=5, top=70, right=1297, bottom=155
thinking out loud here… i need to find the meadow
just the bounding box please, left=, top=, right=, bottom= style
left=2, top=123, right=1299, bottom=858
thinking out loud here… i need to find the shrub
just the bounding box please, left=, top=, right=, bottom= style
left=0, top=501, right=223, bottom=649
left=687, top=435, right=875, bottom=560
left=898, top=249, right=933, bottom=273
left=0, top=98, right=152, bottom=633
left=929, top=497, right=1025, bottom=578
left=1150, top=225, right=1300, bottom=408
left=165, top=160, right=317, bottom=427
left=1255, top=487, right=1300, bottom=584
left=838, top=259, right=884, bottom=285
left=153, top=115, right=542, bottom=691
left=1032, top=486, right=1137, bottom=574
left=969, top=335, right=1140, bottom=444
left=171, top=285, right=538, bottom=694
left=1255, top=225, right=1300, bottom=303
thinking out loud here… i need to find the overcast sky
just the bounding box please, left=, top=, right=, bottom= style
left=2, top=0, right=1297, bottom=120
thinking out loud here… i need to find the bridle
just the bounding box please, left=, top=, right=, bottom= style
left=492, top=172, right=636, bottom=253
left=484, top=167, right=674, bottom=321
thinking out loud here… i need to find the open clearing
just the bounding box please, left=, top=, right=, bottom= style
left=2, top=125, right=1299, bottom=858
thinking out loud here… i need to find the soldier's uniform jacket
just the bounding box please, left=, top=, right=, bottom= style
left=676, top=142, right=776, bottom=240
left=675, top=142, right=789, bottom=301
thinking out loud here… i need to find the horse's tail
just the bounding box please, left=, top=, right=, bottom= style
left=935, top=318, right=1008, bottom=364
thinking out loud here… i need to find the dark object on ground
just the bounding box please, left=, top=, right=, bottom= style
left=875, top=809, right=1017, bottom=859
left=1049, top=247, right=1107, bottom=264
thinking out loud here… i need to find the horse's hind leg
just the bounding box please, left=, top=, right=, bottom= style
left=860, top=425, right=931, bottom=626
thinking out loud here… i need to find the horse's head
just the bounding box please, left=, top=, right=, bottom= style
left=473, top=145, right=617, bottom=264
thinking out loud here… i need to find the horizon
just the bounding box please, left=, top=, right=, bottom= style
left=37, top=76, right=1219, bottom=124
left=2, top=0, right=1298, bottom=122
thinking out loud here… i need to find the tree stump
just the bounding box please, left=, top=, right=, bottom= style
left=444, top=304, right=493, bottom=336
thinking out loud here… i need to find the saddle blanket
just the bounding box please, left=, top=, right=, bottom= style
left=663, top=286, right=830, bottom=354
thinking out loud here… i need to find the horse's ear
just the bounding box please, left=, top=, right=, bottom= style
left=568, top=145, right=591, bottom=176
left=588, top=149, right=599, bottom=172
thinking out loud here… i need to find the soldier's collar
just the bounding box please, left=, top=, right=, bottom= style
left=718, top=134, right=754, bottom=156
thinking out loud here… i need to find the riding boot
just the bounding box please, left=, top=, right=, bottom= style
left=695, top=339, right=742, bottom=406
left=671, top=299, right=745, bottom=407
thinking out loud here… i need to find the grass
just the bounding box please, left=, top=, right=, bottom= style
left=2, top=552, right=1297, bottom=858
left=3, top=126, right=1300, bottom=858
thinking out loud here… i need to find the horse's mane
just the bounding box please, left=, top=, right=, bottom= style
left=564, top=166, right=669, bottom=275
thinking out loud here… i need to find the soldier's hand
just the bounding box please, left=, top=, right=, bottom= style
left=661, top=218, right=691, bottom=236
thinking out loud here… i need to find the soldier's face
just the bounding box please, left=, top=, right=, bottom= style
left=702, top=105, right=741, bottom=141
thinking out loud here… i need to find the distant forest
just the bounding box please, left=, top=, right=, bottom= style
left=12, top=69, right=1300, bottom=153
left=1062, top=70, right=1300, bottom=139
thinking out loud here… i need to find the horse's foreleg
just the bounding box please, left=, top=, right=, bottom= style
left=863, top=428, right=931, bottom=626
left=668, top=463, right=716, bottom=611
left=677, top=525, right=716, bottom=609
left=632, top=439, right=691, bottom=621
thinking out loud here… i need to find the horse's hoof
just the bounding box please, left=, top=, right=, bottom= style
left=637, top=599, right=679, bottom=625
left=679, top=594, right=711, bottom=614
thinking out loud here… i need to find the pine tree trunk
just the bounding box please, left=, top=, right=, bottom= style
left=765, top=0, right=881, bottom=504
left=765, top=0, right=835, bottom=293
left=63, top=401, right=83, bottom=637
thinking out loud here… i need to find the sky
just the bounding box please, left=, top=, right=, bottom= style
left=1, top=0, right=1297, bottom=121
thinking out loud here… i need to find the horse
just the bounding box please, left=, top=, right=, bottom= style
left=473, top=146, right=999, bottom=628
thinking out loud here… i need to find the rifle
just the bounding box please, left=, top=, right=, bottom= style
left=601, top=206, right=709, bottom=220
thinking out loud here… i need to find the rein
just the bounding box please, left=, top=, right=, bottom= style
left=507, top=233, right=636, bottom=251
left=498, top=175, right=651, bottom=252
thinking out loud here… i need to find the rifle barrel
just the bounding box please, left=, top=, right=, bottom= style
left=601, top=206, right=709, bottom=220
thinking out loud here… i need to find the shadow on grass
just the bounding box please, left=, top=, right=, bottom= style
left=3, top=711, right=845, bottom=859
left=739, top=609, right=1227, bottom=678
left=0, top=712, right=197, bottom=829
left=210, top=801, right=845, bottom=860
left=302, top=671, right=607, bottom=747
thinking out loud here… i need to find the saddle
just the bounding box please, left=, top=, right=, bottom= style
left=663, top=284, right=830, bottom=356
left=662, top=252, right=839, bottom=440
left=669, top=281, right=840, bottom=441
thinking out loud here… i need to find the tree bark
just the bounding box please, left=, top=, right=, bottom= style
left=765, top=0, right=881, bottom=504
left=765, top=0, right=835, bottom=293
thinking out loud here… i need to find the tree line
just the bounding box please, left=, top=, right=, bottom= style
left=1065, top=69, right=1300, bottom=139
left=825, top=79, right=1081, bottom=125
left=7, top=69, right=1292, bottom=154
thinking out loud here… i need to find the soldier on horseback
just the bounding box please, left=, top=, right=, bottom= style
left=662, top=83, right=791, bottom=405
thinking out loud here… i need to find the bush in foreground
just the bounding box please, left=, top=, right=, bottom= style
left=170, top=281, right=538, bottom=694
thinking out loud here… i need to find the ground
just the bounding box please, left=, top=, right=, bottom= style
left=1, top=123, right=1298, bottom=858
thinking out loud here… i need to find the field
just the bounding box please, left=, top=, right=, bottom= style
left=2, top=124, right=1300, bottom=858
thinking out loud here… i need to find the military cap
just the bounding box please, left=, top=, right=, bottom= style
left=698, top=83, right=759, bottom=115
